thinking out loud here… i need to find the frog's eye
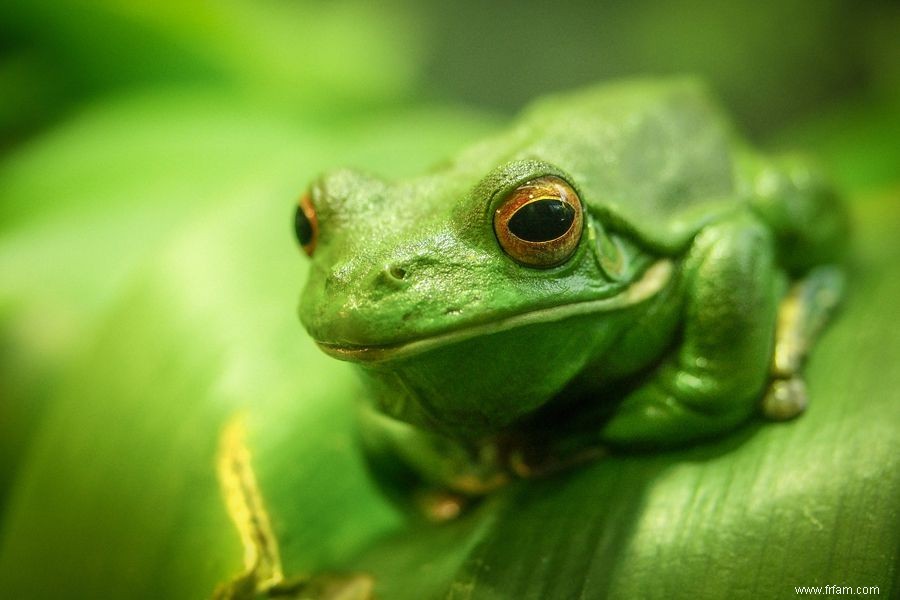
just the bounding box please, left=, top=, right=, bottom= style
left=294, top=193, right=318, bottom=257
left=493, top=175, right=583, bottom=268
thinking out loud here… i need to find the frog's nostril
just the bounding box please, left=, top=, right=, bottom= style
left=388, top=265, right=407, bottom=281
left=376, top=263, right=410, bottom=289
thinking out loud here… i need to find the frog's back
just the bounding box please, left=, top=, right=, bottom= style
left=513, top=78, right=745, bottom=253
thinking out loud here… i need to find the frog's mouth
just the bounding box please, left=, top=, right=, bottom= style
left=316, top=259, right=673, bottom=364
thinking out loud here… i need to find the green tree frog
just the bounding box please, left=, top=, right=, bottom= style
left=293, top=79, right=846, bottom=517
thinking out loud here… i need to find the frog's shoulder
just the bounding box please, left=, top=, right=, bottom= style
left=519, top=78, right=751, bottom=254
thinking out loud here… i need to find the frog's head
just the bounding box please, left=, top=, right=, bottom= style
left=295, top=80, right=730, bottom=436
left=294, top=159, right=666, bottom=436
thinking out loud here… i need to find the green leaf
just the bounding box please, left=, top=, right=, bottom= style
left=0, top=0, right=421, bottom=125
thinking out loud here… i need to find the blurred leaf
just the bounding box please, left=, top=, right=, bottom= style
left=771, top=97, right=900, bottom=192
left=0, top=190, right=397, bottom=598
left=0, top=0, right=423, bottom=141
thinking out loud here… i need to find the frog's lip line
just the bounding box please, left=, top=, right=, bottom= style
left=316, top=259, right=673, bottom=364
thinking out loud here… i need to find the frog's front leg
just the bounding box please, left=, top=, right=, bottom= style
left=600, top=214, right=782, bottom=446
left=357, top=405, right=509, bottom=520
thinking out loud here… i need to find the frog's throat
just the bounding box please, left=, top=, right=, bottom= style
left=318, top=259, right=673, bottom=364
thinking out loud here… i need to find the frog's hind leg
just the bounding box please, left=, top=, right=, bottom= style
left=762, top=265, right=844, bottom=420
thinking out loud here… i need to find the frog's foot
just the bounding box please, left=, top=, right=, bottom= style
left=762, top=265, right=843, bottom=421
left=506, top=437, right=608, bottom=479
left=508, top=445, right=607, bottom=479
left=413, top=488, right=469, bottom=522
left=761, top=375, right=808, bottom=420
left=413, top=466, right=511, bottom=521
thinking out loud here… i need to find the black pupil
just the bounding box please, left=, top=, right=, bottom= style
left=294, top=205, right=313, bottom=246
left=508, top=199, right=575, bottom=242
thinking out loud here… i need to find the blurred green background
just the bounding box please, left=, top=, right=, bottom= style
left=1, top=1, right=898, bottom=598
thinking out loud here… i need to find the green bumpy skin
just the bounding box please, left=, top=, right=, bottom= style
left=296, top=78, right=847, bottom=508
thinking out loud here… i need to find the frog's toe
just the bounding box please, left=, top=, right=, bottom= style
left=761, top=376, right=808, bottom=421
left=414, top=488, right=469, bottom=522
left=507, top=444, right=607, bottom=479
